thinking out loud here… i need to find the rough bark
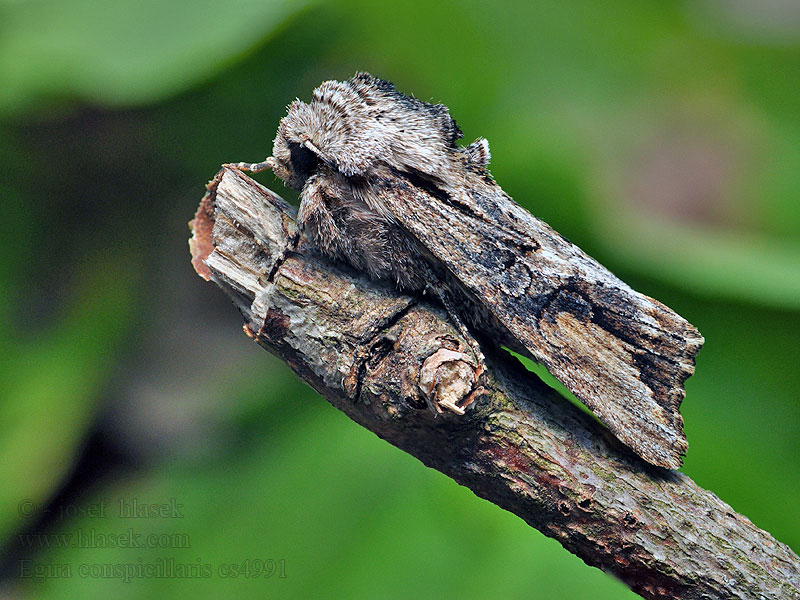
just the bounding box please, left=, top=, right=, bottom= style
left=189, top=167, right=800, bottom=600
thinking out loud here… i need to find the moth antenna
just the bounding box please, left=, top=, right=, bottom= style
left=303, top=140, right=322, bottom=155
left=302, top=140, right=336, bottom=170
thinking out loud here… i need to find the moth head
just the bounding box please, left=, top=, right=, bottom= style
left=270, top=107, right=326, bottom=190
left=271, top=73, right=462, bottom=190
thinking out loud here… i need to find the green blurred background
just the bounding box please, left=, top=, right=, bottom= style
left=1, top=0, right=798, bottom=598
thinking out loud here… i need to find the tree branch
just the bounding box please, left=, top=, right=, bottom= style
left=189, top=167, right=800, bottom=600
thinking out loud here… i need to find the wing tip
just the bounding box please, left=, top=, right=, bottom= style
left=619, top=421, right=687, bottom=470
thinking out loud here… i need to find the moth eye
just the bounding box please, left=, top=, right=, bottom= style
left=288, top=142, right=320, bottom=179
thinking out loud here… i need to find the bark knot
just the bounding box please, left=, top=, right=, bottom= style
left=418, top=348, right=481, bottom=415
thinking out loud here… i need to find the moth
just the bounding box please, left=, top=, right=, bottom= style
left=229, top=72, right=704, bottom=469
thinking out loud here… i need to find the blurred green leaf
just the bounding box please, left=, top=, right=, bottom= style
left=595, top=216, right=800, bottom=309
left=0, top=0, right=311, bottom=112
left=0, top=255, right=138, bottom=544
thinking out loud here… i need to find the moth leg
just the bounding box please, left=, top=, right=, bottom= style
left=223, top=157, right=276, bottom=173
left=424, top=285, right=487, bottom=412
left=429, top=287, right=486, bottom=367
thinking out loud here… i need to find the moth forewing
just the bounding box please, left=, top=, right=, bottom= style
left=368, top=168, right=703, bottom=468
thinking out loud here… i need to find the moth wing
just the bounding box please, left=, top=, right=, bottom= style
left=371, top=166, right=703, bottom=469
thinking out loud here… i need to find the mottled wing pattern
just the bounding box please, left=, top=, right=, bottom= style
left=369, top=165, right=704, bottom=468
left=269, top=72, right=703, bottom=468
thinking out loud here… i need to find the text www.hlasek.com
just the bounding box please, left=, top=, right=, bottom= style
left=17, top=529, right=190, bottom=550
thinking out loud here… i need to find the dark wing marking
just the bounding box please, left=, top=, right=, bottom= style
left=370, top=165, right=704, bottom=468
